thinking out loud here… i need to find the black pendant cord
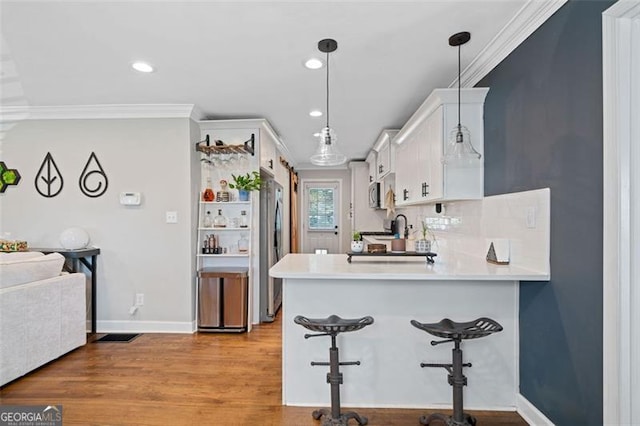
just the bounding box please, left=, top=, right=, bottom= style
left=457, top=43, right=461, bottom=130
left=326, top=50, right=330, bottom=129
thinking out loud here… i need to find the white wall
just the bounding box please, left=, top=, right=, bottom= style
left=0, top=118, right=195, bottom=332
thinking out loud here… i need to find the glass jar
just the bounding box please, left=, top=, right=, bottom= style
left=240, top=210, right=249, bottom=228
left=238, top=234, right=249, bottom=253
left=203, top=211, right=213, bottom=228
left=202, top=177, right=215, bottom=202
left=213, top=209, right=227, bottom=228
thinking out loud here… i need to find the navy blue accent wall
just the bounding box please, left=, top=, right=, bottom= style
left=477, top=1, right=613, bottom=424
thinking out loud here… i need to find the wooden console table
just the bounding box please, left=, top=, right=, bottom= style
left=31, top=247, right=101, bottom=334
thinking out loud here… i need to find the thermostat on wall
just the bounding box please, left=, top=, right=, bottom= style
left=119, top=192, right=142, bottom=206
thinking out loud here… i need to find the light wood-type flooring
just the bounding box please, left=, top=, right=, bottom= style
left=0, top=313, right=528, bottom=425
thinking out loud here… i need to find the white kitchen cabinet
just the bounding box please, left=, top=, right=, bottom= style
left=373, top=129, right=399, bottom=181
left=365, top=150, right=377, bottom=184
left=273, top=148, right=288, bottom=187
left=260, top=129, right=277, bottom=175
left=394, top=88, right=488, bottom=206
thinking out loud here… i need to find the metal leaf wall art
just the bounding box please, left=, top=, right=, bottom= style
left=35, top=152, right=64, bottom=197
left=79, top=152, right=108, bottom=198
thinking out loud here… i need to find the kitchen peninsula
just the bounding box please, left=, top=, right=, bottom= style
left=270, top=251, right=549, bottom=410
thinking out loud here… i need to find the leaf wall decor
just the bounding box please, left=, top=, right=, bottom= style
left=79, top=152, right=108, bottom=198
left=35, top=152, right=64, bottom=197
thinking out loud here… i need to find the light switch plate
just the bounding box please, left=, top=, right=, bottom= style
left=166, top=211, right=178, bottom=223
left=526, top=206, right=536, bottom=228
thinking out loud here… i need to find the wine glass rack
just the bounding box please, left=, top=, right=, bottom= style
left=196, top=134, right=255, bottom=156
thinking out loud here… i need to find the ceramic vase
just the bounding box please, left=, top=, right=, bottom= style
left=350, top=241, right=364, bottom=253
left=415, top=239, right=431, bottom=253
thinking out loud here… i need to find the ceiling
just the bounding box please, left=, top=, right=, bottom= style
left=0, top=0, right=531, bottom=168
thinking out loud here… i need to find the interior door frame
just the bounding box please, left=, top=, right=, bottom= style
left=299, top=178, right=343, bottom=254
left=602, top=3, right=640, bottom=423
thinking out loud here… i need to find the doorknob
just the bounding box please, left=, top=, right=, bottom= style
left=334, top=225, right=338, bottom=235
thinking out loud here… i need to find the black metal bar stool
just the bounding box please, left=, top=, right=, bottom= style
left=294, top=314, right=374, bottom=426
left=410, top=317, right=503, bottom=426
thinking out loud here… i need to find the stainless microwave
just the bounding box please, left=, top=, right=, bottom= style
left=369, top=182, right=380, bottom=209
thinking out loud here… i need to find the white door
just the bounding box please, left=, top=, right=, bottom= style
left=302, top=180, right=341, bottom=254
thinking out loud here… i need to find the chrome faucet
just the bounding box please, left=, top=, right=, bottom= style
left=394, top=214, right=409, bottom=238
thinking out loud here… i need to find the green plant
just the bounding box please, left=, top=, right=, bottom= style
left=229, top=171, right=261, bottom=191
left=420, top=221, right=435, bottom=241
left=352, top=231, right=361, bottom=241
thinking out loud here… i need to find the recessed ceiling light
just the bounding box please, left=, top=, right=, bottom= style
left=309, top=110, right=323, bottom=117
left=313, top=132, right=321, bottom=137
left=304, top=58, right=324, bottom=69
left=132, top=61, right=154, bottom=73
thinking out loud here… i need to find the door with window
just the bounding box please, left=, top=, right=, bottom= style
left=302, top=180, right=341, bottom=254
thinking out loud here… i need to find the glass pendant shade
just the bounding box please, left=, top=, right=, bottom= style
left=310, top=38, right=346, bottom=167
left=443, top=124, right=481, bottom=166
left=310, top=127, right=346, bottom=166
left=443, top=31, right=481, bottom=166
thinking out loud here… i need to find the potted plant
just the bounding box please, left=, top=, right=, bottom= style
left=229, top=171, right=261, bottom=201
left=415, top=221, right=433, bottom=254
left=351, top=231, right=364, bottom=253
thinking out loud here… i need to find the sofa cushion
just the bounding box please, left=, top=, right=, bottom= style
left=0, top=251, right=44, bottom=262
left=0, top=253, right=65, bottom=289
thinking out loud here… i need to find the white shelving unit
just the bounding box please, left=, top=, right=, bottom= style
left=196, top=201, right=253, bottom=267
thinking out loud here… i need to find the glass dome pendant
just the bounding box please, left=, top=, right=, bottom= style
left=443, top=31, right=482, bottom=166
left=310, top=38, right=346, bottom=167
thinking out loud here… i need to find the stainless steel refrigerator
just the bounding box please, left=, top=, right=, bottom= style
left=259, top=175, right=283, bottom=322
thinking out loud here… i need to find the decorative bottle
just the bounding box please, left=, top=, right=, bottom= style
left=240, top=210, right=249, bottom=228
left=203, top=177, right=215, bottom=202
left=203, top=211, right=213, bottom=228
left=213, top=209, right=227, bottom=228
left=238, top=234, right=249, bottom=253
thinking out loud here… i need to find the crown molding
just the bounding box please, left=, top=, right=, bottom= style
left=458, top=0, right=568, bottom=88
left=0, top=104, right=198, bottom=121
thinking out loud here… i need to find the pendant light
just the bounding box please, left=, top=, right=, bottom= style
left=310, top=38, right=346, bottom=167
left=443, top=31, right=482, bottom=166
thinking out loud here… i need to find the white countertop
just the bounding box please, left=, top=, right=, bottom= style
left=270, top=253, right=549, bottom=281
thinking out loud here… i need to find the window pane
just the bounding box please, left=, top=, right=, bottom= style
left=308, top=188, right=335, bottom=230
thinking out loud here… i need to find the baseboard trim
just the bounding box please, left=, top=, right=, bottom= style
left=286, top=402, right=516, bottom=410
left=97, top=320, right=195, bottom=334
left=516, top=394, right=554, bottom=425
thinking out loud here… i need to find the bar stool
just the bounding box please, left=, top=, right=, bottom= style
left=410, top=317, right=503, bottom=426
left=294, top=314, right=374, bottom=426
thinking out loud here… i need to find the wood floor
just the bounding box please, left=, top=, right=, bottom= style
left=0, top=314, right=528, bottom=425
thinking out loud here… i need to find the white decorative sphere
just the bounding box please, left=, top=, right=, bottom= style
left=59, top=227, right=90, bottom=250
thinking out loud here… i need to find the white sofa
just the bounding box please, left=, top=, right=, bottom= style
left=0, top=251, right=87, bottom=386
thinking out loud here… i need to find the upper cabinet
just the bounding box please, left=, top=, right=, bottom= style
left=394, top=88, right=489, bottom=206
left=373, top=129, right=399, bottom=181
left=365, top=150, right=377, bottom=184
left=260, top=126, right=278, bottom=175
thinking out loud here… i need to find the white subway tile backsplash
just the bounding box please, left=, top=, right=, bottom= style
left=403, top=188, right=550, bottom=275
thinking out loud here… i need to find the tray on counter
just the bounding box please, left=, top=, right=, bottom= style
left=346, top=251, right=437, bottom=264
